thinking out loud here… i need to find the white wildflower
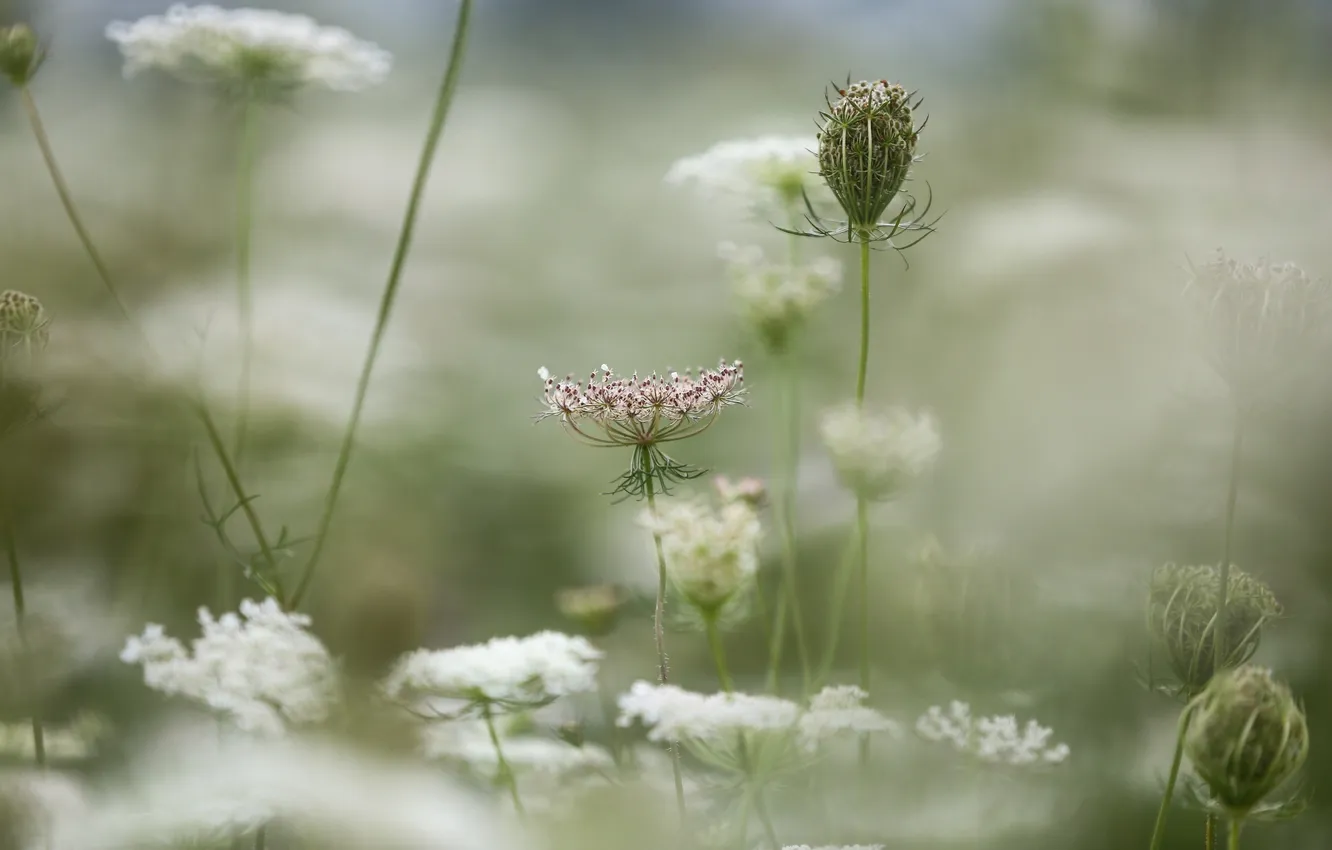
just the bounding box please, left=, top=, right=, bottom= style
left=819, top=403, right=941, bottom=501
left=915, top=701, right=1069, bottom=766
left=797, top=686, right=899, bottom=752
left=719, top=242, right=841, bottom=352
left=423, top=721, right=613, bottom=776
left=120, top=598, right=338, bottom=737
left=666, top=135, right=819, bottom=213
left=642, top=496, right=762, bottom=613
left=105, top=5, right=391, bottom=93
left=617, top=681, right=800, bottom=744
left=382, top=631, right=602, bottom=711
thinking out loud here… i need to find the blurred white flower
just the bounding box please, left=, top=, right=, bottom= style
left=666, top=135, right=819, bottom=214
left=47, top=729, right=517, bottom=850
left=120, top=598, right=338, bottom=737
left=819, top=403, right=941, bottom=501
left=617, top=681, right=800, bottom=744
left=106, top=4, right=391, bottom=93
left=719, top=242, right=841, bottom=352
left=641, top=495, right=762, bottom=613
left=0, top=771, right=88, bottom=849
left=797, top=686, right=899, bottom=752
left=915, top=701, right=1070, bottom=766
left=423, top=721, right=613, bottom=776
left=382, top=631, right=602, bottom=711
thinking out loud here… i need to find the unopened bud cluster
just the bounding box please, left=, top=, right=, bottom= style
left=1148, top=562, right=1280, bottom=695
left=1185, top=665, right=1308, bottom=817
left=556, top=584, right=625, bottom=638
left=0, top=291, right=50, bottom=358
left=819, top=403, right=940, bottom=501
left=817, top=80, right=919, bottom=234
left=718, top=242, right=841, bottom=353
left=642, top=492, right=762, bottom=615
left=0, top=24, right=42, bottom=86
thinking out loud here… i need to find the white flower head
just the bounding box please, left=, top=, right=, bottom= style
left=382, top=631, right=602, bottom=712
left=105, top=5, right=391, bottom=94
left=617, top=681, right=800, bottom=745
left=719, top=242, right=842, bottom=352
left=641, top=495, right=762, bottom=613
left=666, top=135, right=820, bottom=215
left=120, top=598, right=338, bottom=737
left=819, top=403, right=940, bottom=501
left=915, top=701, right=1070, bottom=766
left=797, top=685, right=900, bottom=752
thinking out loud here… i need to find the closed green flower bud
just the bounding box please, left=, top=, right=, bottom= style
left=556, top=584, right=625, bottom=638
left=0, top=25, right=43, bottom=87
left=817, top=79, right=919, bottom=236
left=1184, top=665, right=1308, bottom=818
left=1148, top=563, right=1280, bottom=696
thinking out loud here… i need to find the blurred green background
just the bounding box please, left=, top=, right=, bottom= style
left=1, top=0, right=1332, bottom=847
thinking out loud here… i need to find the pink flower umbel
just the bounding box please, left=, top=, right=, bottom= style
left=536, top=361, right=746, bottom=500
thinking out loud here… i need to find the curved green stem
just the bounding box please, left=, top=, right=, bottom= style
left=1214, top=411, right=1244, bottom=675
left=19, top=86, right=139, bottom=335
left=483, top=702, right=525, bottom=819
left=4, top=519, right=44, bottom=767
left=290, top=0, right=473, bottom=610
left=1148, top=706, right=1195, bottom=850
left=642, top=449, right=687, bottom=822
left=233, top=95, right=258, bottom=465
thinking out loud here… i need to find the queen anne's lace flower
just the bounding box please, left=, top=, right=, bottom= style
left=641, top=495, right=762, bottom=612
left=617, top=682, right=801, bottom=745
left=719, top=242, right=841, bottom=353
left=666, top=136, right=819, bottom=212
left=915, top=701, right=1069, bottom=766
left=796, top=686, right=899, bottom=752
left=819, top=403, right=940, bottom=501
left=382, top=632, right=602, bottom=711
left=105, top=5, right=391, bottom=93
left=120, top=598, right=338, bottom=737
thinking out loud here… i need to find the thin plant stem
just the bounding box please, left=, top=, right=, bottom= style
left=233, top=95, right=258, bottom=464
left=4, top=520, right=44, bottom=767
left=1206, top=814, right=1216, bottom=850
left=814, top=524, right=859, bottom=687
left=765, top=585, right=789, bottom=693
left=254, top=826, right=266, bottom=850
left=855, top=238, right=871, bottom=406
left=18, top=87, right=138, bottom=333
left=1227, top=817, right=1242, bottom=850
left=290, top=0, right=473, bottom=611
left=751, top=788, right=782, bottom=850
left=1214, top=411, right=1244, bottom=676
left=854, top=236, right=872, bottom=766
left=705, top=613, right=734, bottom=692
left=1148, top=705, right=1195, bottom=850
left=195, top=399, right=280, bottom=578
left=642, top=448, right=688, bottom=822
left=772, top=349, right=811, bottom=694
left=482, top=702, right=525, bottom=818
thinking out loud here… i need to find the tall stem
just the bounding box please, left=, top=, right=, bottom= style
left=196, top=400, right=280, bottom=580
left=1148, top=706, right=1195, bottom=850
left=4, top=520, right=44, bottom=767
left=815, top=525, right=860, bottom=687
left=767, top=350, right=811, bottom=694
left=1206, top=814, right=1216, bottom=850
left=18, top=87, right=138, bottom=334
left=1227, top=817, right=1242, bottom=850
left=854, top=237, right=872, bottom=765
left=705, top=613, right=734, bottom=693
left=1214, top=411, right=1244, bottom=675
left=233, top=95, right=258, bottom=464
left=642, top=450, right=688, bottom=822
left=482, top=702, right=525, bottom=818
left=290, top=0, right=473, bottom=610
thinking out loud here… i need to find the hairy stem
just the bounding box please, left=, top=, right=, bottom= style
left=19, top=87, right=138, bottom=334
left=1148, top=706, right=1195, bottom=850
left=1206, top=814, right=1216, bottom=850
left=1214, top=411, right=1244, bottom=676
left=233, top=95, right=258, bottom=465
left=290, top=0, right=473, bottom=610
left=483, top=702, right=525, bottom=818
left=5, top=520, right=44, bottom=767
left=642, top=450, right=687, bottom=822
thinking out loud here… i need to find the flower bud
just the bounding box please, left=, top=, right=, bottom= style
left=817, top=80, right=919, bottom=235
left=643, top=498, right=762, bottom=616
left=1148, top=563, right=1280, bottom=695
left=0, top=291, right=50, bottom=356
left=819, top=403, right=940, bottom=502
left=1184, top=665, right=1308, bottom=817
left=555, top=584, right=625, bottom=638
left=0, top=25, right=42, bottom=87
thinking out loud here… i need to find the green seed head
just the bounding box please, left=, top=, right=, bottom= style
left=817, top=79, right=919, bottom=234
left=0, top=24, right=43, bottom=87
left=1184, top=665, right=1308, bottom=817
left=1147, top=563, right=1280, bottom=696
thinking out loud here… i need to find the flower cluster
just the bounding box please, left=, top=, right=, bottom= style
left=120, top=598, right=338, bottom=737
left=666, top=135, right=820, bottom=213
left=817, top=80, right=920, bottom=236
left=642, top=493, right=762, bottom=614
left=796, top=685, right=900, bottom=752
left=105, top=5, right=391, bottom=94
left=0, top=290, right=50, bottom=357
left=719, top=242, right=842, bottom=353
left=382, top=631, right=602, bottom=712
left=819, top=404, right=941, bottom=501
left=915, top=701, right=1069, bottom=766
